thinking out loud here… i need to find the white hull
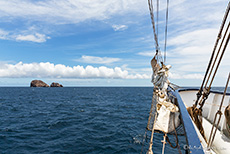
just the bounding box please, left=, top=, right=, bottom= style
left=179, top=90, right=230, bottom=154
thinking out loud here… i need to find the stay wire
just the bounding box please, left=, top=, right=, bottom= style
left=207, top=73, right=230, bottom=148
left=141, top=90, right=157, bottom=153
left=164, top=0, right=169, bottom=63
left=198, top=21, right=230, bottom=108
left=204, top=21, right=230, bottom=89
left=194, top=1, right=230, bottom=107
left=203, top=1, right=230, bottom=88
left=199, top=28, right=230, bottom=109
left=207, top=30, right=230, bottom=91
left=157, top=0, right=159, bottom=41
left=148, top=0, right=159, bottom=51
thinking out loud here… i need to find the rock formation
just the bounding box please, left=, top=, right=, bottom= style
left=30, top=80, right=49, bottom=87
left=50, top=82, right=63, bottom=87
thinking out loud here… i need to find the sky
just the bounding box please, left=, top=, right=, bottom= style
left=0, top=0, right=229, bottom=87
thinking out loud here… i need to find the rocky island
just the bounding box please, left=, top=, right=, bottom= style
left=50, top=82, right=63, bottom=87
left=30, top=80, right=63, bottom=87
left=30, top=80, right=49, bottom=87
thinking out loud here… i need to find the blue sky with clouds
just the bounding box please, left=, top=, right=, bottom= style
left=0, top=0, right=229, bottom=86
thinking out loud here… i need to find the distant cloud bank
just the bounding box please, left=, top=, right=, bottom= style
left=0, top=61, right=204, bottom=80
left=0, top=62, right=149, bottom=79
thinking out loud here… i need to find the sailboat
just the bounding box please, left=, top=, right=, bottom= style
left=144, top=0, right=230, bottom=154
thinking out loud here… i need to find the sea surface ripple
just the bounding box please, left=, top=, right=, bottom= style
left=0, top=87, right=186, bottom=154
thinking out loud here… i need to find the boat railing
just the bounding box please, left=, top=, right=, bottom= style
left=171, top=89, right=205, bottom=154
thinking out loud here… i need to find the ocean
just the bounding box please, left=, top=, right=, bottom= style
left=2, top=87, right=227, bottom=154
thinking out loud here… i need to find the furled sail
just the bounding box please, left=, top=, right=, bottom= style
left=147, top=55, right=180, bottom=133
left=146, top=54, right=181, bottom=154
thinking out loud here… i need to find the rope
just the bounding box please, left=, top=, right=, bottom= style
left=224, top=104, right=230, bottom=136
left=199, top=26, right=230, bottom=109
left=207, top=73, right=230, bottom=149
left=161, top=133, right=167, bottom=154
left=166, top=114, right=178, bottom=149
left=197, top=21, right=230, bottom=109
left=187, top=106, right=207, bottom=142
left=169, top=82, right=181, bottom=91
left=206, top=29, right=230, bottom=90
left=147, top=112, right=158, bottom=154
left=147, top=91, right=158, bottom=131
left=204, top=21, right=230, bottom=89
left=204, top=1, right=230, bottom=88
left=157, top=0, right=159, bottom=40
left=165, top=113, right=182, bottom=153
left=164, top=0, right=169, bottom=63
left=194, top=1, right=230, bottom=107
left=148, top=0, right=159, bottom=51
left=142, top=90, right=157, bottom=154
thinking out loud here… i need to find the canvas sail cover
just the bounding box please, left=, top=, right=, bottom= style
left=154, top=100, right=180, bottom=133
left=147, top=56, right=180, bottom=133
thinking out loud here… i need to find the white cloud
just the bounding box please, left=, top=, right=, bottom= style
left=112, top=24, right=128, bottom=31
left=16, top=33, right=50, bottom=43
left=165, top=0, right=228, bottom=76
left=168, top=29, right=217, bottom=48
left=77, top=55, right=121, bottom=64
left=0, top=0, right=229, bottom=86
left=166, top=28, right=222, bottom=75
left=0, top=29, right=9, bottom=40
left=0, top=28, right=50, bottom=43
left=0, top=61, right=149, bottom=79
left=0, top=0, right=146, bottom=24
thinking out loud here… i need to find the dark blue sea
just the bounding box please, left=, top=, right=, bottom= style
left=0, top=87, right=196, bottom=154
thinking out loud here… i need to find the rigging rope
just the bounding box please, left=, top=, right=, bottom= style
left=165, top=113, right=182, bottom=154
left=148, top=0, right=159, bottom=51
left=204, top=21, right=230, bottom=89
left=194, top=1, right=230, bottom=108
left=148, top=0, right=170, bottom=64
left=197, top=21, right=230, bottom=109
left=147, top=112, right=158, bottom=154
left=157, top=0, right=159, bottom=41
left=204, top=21, right=230, bottom=88
left=199, top=26, right=230, bottom=109
left=187, top=2, right=230, bottom=143
left=161, top=133, right=167, bottom=154
left=207, top=73, right=230, bottom=149
left=164, top=0, right=169, bottom=63
left=144, top=1, right=174, bottom=153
